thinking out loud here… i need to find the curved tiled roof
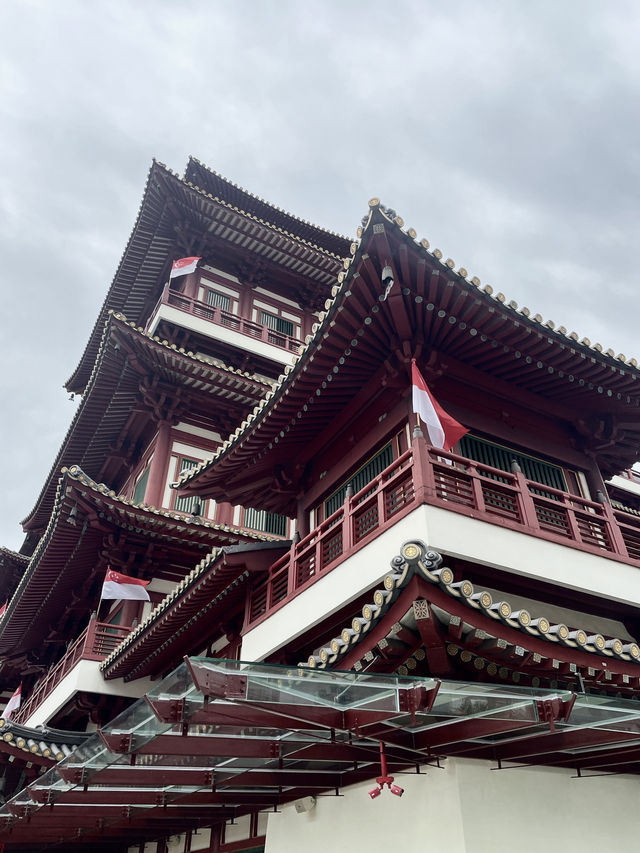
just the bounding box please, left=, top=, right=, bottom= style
left=177, top=202, right=640, bottom=500
left=60, top=465, right=276, bottom=543
left=0, top=718, right=88, bottom=766
left=1, top=465, right=277, bottom=658
left=101, top=541, right=288, bottom=681
left=23, top=311, right=272, bottom=535
left=305, top=540, right=640, bottom=687
left=67, top=159, right=347, bottom=394
left=185, top=157, right=351, bottom=258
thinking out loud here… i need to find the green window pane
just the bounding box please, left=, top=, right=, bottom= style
left=324, top=443, right=394, bottom=518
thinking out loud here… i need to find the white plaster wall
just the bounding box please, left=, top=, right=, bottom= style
left=25, top=660, right=155, bottom=727
left=609, top=474, right=640, bottom=498
left=265, top=769, right=466, bottom=853
left=241, top=512, right=421, bottom=662
left=422, top=504, right=640, bottom=607
left=265, top=759, right=640, bottom=853
left=457, top=758, right=640, bottom=853
left=147, top=304, right=296, bottom=366
left=241, top=504, right=640, bottom=663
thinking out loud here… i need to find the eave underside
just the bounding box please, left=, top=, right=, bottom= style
left=25, top=314, right=269, bottom=536
left=181, top=212, right=640, bottom=508
left=68, top=160, right=345, bottom=395
left=1, top=471, right=260, bottom=661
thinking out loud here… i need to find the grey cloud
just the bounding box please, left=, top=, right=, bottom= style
left=1, top=0, right=639, bottom=549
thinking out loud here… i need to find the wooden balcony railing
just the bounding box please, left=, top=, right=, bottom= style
left=247, top=450, right=416, bottom=624
left=12, top=618, right=133, bottom=724
left=148, top=285, right=304, bottom=354
left=246, top=437, right=640, bottom=629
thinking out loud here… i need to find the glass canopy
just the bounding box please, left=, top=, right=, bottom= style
left=2, top=658, right=640, bottom=848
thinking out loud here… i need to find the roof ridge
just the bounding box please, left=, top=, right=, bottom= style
left=306, top=540, right=640, bottom=675
left=185, top=156, right=352, bottom=246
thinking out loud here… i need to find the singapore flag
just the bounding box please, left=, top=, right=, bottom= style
left=411, top=360, right=468, bottom=451
left=2, top=684, right=21, bottom=720
left=101, top=568, right=151, bottom=601
left=169, top=256, right=201, bottom=278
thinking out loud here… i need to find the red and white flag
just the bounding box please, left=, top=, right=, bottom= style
left=412, top=360, right=468, bottom=451
left=101, top=568, right=151, bottom=601
left=2, top=684, right=21, bottom=720
left=169, top=256, right=201, bottom=279
left=0, top=602, right=7, bottom=619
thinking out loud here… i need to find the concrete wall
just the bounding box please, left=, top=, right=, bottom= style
left=265, top=758, right=640, bottom=853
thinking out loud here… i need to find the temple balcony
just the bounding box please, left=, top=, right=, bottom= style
left=145, top=284, right=303, bottom=366
left=13, top=617, right=148, bottom=727
left=241, top=435, right=640, bottom=661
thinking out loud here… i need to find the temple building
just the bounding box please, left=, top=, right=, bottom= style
left=1, top=158, right=640, bottom=851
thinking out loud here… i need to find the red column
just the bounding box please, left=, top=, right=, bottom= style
left=238, top=283, right=252, bottom=321
left=144, top=421, right=172, bottom=508
left=183, top=271, right=199, bottom=299
left=296, top=502, right=309, bottom=539
left=215, top=501, right=235, bottom=526
left=411, top=425, right=435, bottom=503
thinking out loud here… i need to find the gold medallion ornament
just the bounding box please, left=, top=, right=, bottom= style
left=401, top=543, right=420, bottom=561
left=438, top=567, right=454, bottom=585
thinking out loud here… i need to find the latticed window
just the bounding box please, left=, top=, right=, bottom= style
left=206, top=289, right=231, bottom=311
left=174, top=458, right=203, bottom=514
left=260, top=310, right=294, bottom=338
left=324, top=443, right=394, bottom=519
left=458, top=435, right=568, bottom=492
left=244, top=507, right=288, bottom=537
left=132, top=467, right=150, bottom=504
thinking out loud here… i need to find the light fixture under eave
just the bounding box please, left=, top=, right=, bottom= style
left=380, top=264, right=394, bottom=301
left=368, top=741, right=404, bottom=800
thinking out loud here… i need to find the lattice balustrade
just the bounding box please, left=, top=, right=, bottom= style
left=614, top=510, right=640, bottom=560
left=384, top=472, right=414, bottom=518
left=321, top=528, right=343, bottom=566
left=483, top=484, right=522, bottom=522
left=12, top=621, right=132, bottom=724
left=269, top=564, right=290, bottom=606
left=246, top=443, right=640, bottom=630
left=150, top=287, right=303, bottom=352
left=533, top=499, right=571, bottom=535
left=432, top=467, right=475, bottom=507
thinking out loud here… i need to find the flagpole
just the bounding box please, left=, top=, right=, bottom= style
left=410, top=359, right=423, bottom=438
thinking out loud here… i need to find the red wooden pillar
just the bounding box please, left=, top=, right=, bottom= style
left=183, top=271, right=199, bottom=300
left=511, top=466, right=540, bottom=530
left=343, top=485, right=353, bottom=553
left=238, top=283, right=252, bottom=321
left=296, top=502, right=309, bottom=540
left=215, top=501, right=235, bottom=526
left=144, top=421, right=172, bottom=508
left=411, top=423, right=435, bottom=502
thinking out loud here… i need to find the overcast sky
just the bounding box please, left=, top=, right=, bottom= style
left=1, top=0, right=639, bottom=551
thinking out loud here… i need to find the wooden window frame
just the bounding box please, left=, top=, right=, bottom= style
left=171, top=455, right=207, bottom=515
